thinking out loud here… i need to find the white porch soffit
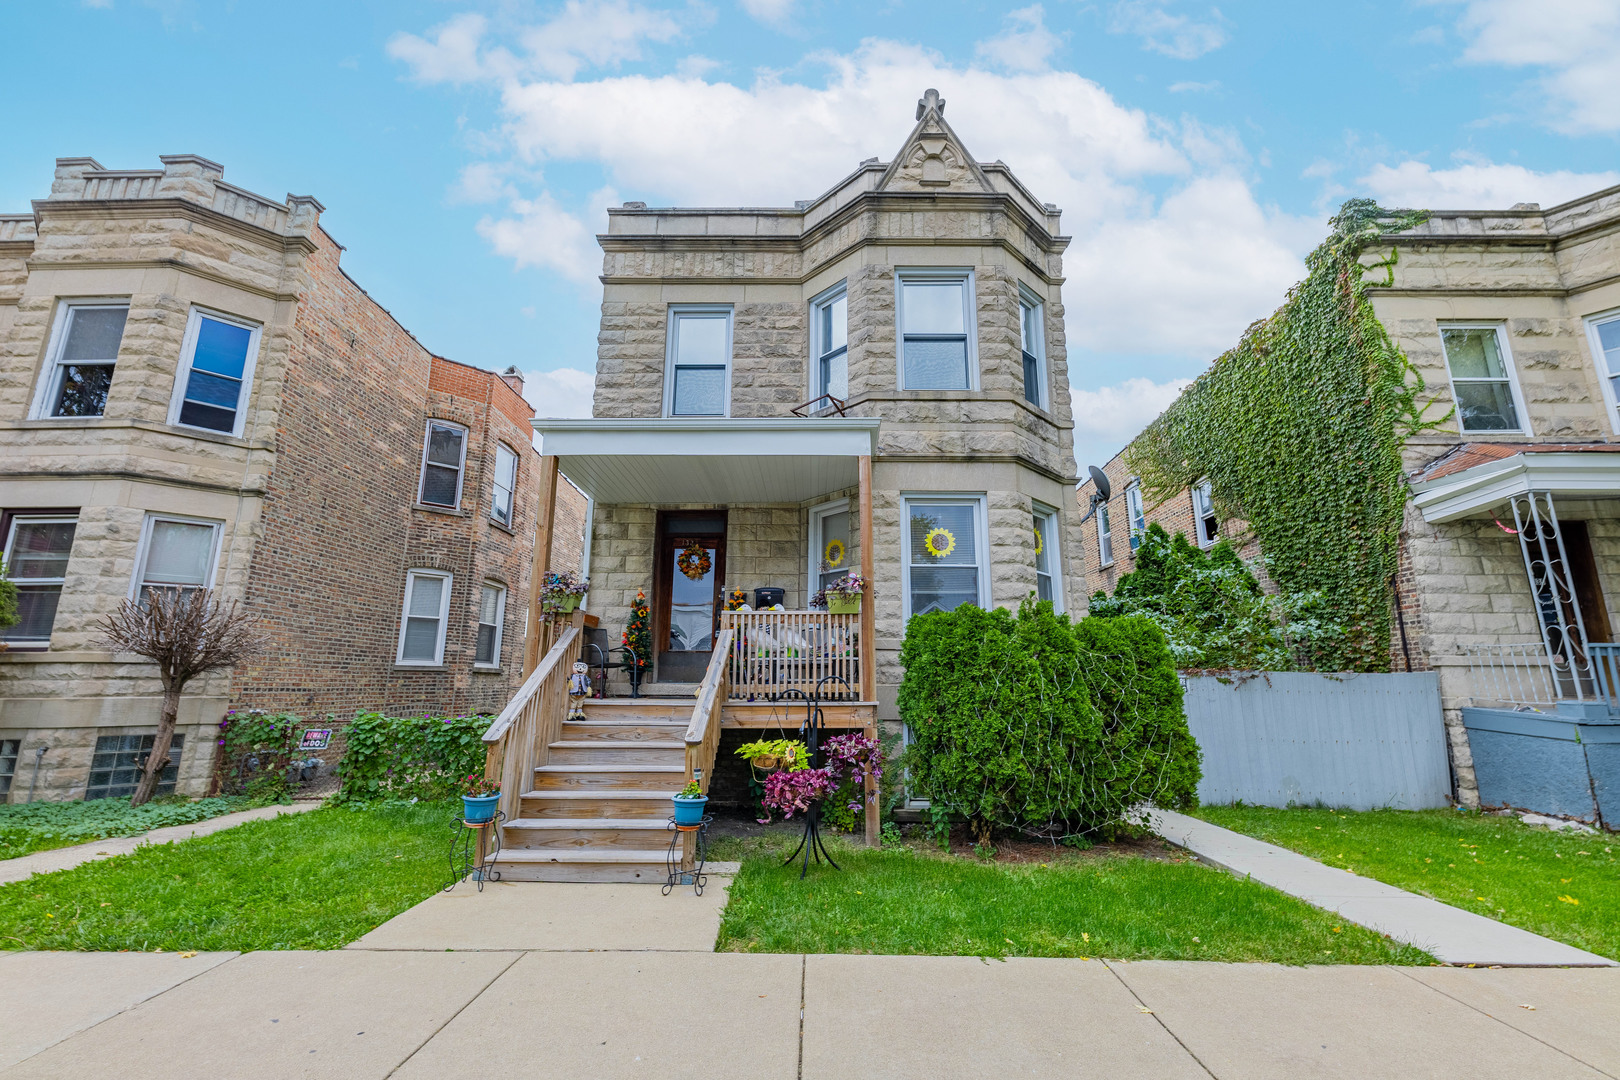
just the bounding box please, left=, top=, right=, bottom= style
left=1411, top=451, right=1620, bottom=523
left=532, top=417, right=882, bottom=504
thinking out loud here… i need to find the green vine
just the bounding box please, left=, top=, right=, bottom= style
left=1127, top=199, right=1445, bottom=672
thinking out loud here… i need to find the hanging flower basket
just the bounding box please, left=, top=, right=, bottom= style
left=677, top=542, right=712, bottom=581
left=823, top=574, right=865, bottom=615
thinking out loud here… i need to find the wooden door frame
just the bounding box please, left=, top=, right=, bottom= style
left=653, top=510, right=729, bottom=655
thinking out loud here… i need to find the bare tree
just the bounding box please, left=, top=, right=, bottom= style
left=98, top=588, right=267, bottom=806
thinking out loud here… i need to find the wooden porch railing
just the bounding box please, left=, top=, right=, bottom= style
left=683, top=628, right=733, bottom=867
left=481, top=616, right=585, bottom=852
left=721, top=610, right=860, bottom=700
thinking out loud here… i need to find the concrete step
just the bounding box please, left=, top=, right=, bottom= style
left=533, top=764, right=686, bottom=792
left=485, top=847, right=668, bottom=883
left=519, top=790, right=678, bottom=819
left=502, top=818, right=675, bottom=849
left=546, top=740, right=686, bottom=766
left=559, top=720, right=687, bottom=743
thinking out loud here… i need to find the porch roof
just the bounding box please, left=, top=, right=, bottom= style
left=1410, top=444, right=1620, bottom=522
left=531, top=417, right=881, bottom=503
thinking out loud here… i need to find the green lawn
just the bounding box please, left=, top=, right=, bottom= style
left=1192, top=806, right=1619, bottom=961
left=714, top=834, right=1433, bottom=964
left=0, top=796, right=260, bottom=860
left=0, top=801, right=452, bottom=951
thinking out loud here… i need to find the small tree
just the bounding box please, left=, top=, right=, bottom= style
left=98, top=588, right=267, bottom=806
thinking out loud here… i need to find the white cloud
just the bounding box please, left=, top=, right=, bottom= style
left=523, top=366, right=597, bottom=418
left=1108, top=1, right=1229, bottom=60
left=676, top=54, right=721, bottom=79
left=450, top=161, right=514, bottom=204
left=1168, top=80, right=1218, bottom=93
left=1070, top=377, right=1193, bottom=465
left=388, top=13, right=492, bottom=84
left=1359, top=160, right=1620, bottom=209
left=740, top=0, right=795, bottom=25
left=1454, top=0, right=1620, bottom=133
left=476, top=186, right=618, bottom=283
left=975, top=5, right=1063, bottom=74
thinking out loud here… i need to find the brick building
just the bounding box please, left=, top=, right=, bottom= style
left=0, top=155, right=582, bottom=801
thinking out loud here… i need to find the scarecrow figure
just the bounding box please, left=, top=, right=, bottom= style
left=568, top=660, right=591, bottom=720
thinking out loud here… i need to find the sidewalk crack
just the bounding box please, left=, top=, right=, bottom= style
left=384, top=950, right=524, bottom=1079
left=1101, top=960, right=1220, bottom=1079
left=797, top=954, right=807, bottom=1080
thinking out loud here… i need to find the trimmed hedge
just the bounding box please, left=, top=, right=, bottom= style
left=332, top=713, right=489, bottom=804
left=897, top=599, right=1201, bottom=839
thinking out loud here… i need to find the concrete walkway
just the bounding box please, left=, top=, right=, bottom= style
left=1149, top=808, right=1615, bottom=967
left=0, top=801, right=319, bottom=885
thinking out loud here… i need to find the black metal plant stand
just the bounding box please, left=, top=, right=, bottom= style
left=780, top=677, right=852, bottom=879
left=663, top=815, right=712, bottom=895
left=447, top=811, right=503, bottom=892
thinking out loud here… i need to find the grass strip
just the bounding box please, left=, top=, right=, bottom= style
left=1191, top=806, right=1619, bottom=961
left=0, top=800, right=452, bottom=951
left=0, top=796, right=261, bottom=860
left=714, top=835, right=1432, bottom=964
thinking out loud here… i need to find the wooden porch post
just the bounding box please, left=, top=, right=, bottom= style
left=525, top=454, right=560, bottom=679
left=859, top=454, right=879, bottom=846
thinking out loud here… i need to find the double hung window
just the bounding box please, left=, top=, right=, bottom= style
left=133, top=515, right=220, bottom=603
left=1440, top=326, right=1527, bottom=434
left=475, top=583, right=506, bottom=667
left=1019, top=289, right=1045, bottom=407
left=171, top=309, right=260, bottom=435
left=35, top=302, right=128, bottom=418
left=1125, top=484, right=1146, bottom=552
left=813, top=286, right=849, bottom=402
left=1193, top=482, right=1219, bottom=548
left=398, top=570, right=452, bottom=665
left=419, top=421, right=468, bottom=508
left=903, top=498, right=985, bottom=617
left=491, top=444, right=518, bottom=527
left=665, top=307, right=732, bottom=416
left=1097, top=503, right=1114, bottom=567
left=1032, top=505, right=1061, bottom=610
left=1587, top=312, right=1620, bottom=432
left=2, top=515, right=77, bottom=648
left=898, top=271, right=974, bottom=390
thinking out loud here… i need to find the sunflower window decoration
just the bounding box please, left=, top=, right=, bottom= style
left=676, top=541, right=712, bottom=581
left=923, top=527, right=957, bottom=559
left=822, top=538, right=846, bottom=569
left=1032, top=527, right=1043, bottom=556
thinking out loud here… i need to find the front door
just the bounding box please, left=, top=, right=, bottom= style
left=654, top=511, right=727, bottom=682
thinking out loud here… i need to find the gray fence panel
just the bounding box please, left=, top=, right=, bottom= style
left=1182, top=672, right=1450, bottom=810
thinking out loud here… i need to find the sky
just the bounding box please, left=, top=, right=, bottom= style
left=5, top=1, right=1619, bottom=469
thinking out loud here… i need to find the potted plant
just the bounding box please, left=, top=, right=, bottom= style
left=823, top=574, right=866, bottom=615
left=540, top=571, right=589, bottom=614
left=672, top=778, right=708, bottom=826
left=736, top=737, right=808, bottom=776
left=461, top=773, right=501, bottom=823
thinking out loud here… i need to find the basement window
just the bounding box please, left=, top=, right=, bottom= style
left=86, top=733, right=184, bottom=800
left=0, top=739, right=18, bottom=796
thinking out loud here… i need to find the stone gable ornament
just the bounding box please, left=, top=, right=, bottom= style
left=916, top=88, right=945, bottom=119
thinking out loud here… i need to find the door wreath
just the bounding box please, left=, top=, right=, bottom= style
left=677, top=541, right=712, bottom=581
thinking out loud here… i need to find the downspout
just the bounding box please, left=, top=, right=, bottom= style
left=26, top=744, right=48, bottom=803
left=1391, top=572, right=1412, bottom=672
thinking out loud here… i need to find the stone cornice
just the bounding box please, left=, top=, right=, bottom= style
left=873, top=451, right=1079, bottom=486
left=22, top=256, right=303, bottom=302
left=849, top=390, right=1073, bottom=431
left=30, top=197, right=320, bottom=257
left=1367, top=270, right=1620, bottom=300
left=0, top=467, right=267, bottom=498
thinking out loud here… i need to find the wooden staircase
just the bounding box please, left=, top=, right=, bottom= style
left=488, top=698, right=692, bottom=882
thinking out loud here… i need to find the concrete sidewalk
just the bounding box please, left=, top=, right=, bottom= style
left=1149, top=808, right=1615, bottom=967
left=0, top=802, right=320, bottom=885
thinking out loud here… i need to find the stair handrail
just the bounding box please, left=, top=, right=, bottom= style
left=681, top=629, right=733, bottom=869
left=483, top=624, right=581, bottom=744
left=482, top=622, right=583, bottom=843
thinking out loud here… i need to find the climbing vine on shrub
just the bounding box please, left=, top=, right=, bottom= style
left=1127, top=199, right=1443, bottom=672
left=333, top=713, right=489, bottom=803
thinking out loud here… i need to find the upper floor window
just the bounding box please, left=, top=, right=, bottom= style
left=898, top=270, right=975, bottom=391
left=491, top=443, right=518, bottom=527
left=397, top=569, right=452, bottom=666
left=171, top=309, right=261, bottom=436
left=1440, top=325, right=1528, bottom=434
left=475, top=582, right=507, bottom=668
left=132, top=514, right=221, bottom=603
left=1096, top=503, right=1114, bottom=567
left=419, top=421, right=468, bottom=508
left=1033, top=504, right=1061, bottom=610
left=1018, top=288, right=1045, bottom=408
left=2, top=514, right=77, bottom=648
left=812, top=285, right=848, bottom=402
left=1193, top=482, right=1219, bottom=548
left=665, top=306, right=732, bottom=417
left=1586, top=311, right=1620, bottom=433
left=33, top=301, right=128, bottom=419
left=1125, top=483, right=1146, bottom=552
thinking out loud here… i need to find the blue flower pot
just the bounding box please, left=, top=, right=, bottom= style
left=463, top=794, right=500, bottom=824
left=672, top=794, right=708, bottom=826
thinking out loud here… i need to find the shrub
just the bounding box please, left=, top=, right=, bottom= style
left=898, top=599, right=1201, bottom=842
left=217, top=709, right=305, bottom=800
left=332, top=713, right=490, bottom=804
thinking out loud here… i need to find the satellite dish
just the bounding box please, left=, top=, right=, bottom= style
left=1088, top=465, right=1112, bottom=503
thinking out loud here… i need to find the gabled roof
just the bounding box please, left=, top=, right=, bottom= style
left=874, top=88, right=994, bottom=195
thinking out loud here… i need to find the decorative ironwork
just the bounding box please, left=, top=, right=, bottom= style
left=780, top=677, right=850, bottom=880
left=447, top=811, right=503, bottom=892
left=1509, top=492, right=1594, bottom=700
left=663, top=815, right=712, bottom=896
left=790, top=393, right=848, bottom=417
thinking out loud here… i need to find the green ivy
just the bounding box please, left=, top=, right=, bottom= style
left=332, top=713, right=491, bottom=804
left=1128, top=199, right=1444, bottom=672
left=217, top=709, right=306, bottom=801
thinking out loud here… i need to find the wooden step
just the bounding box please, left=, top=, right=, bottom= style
left=486, top=847, right=668, bottom=883
left=579, top=699, right=693, bottom=723
left=546, top=740, right=686, bottom=766
left=559, top=720, right=686, bottom=743
left=533, top=764, right=685, bottom=791
left=502, top=818, right=675, bottom=848
left=519, top=790, right=677, bottom=818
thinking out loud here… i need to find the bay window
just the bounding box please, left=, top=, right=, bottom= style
left=903, top=497, right=986, bottom=618
left=132, top=515, right=220, bottom=602
left=898, top=270, right=974, bottom=390
left=419, top=421, right=468, bottom=508
left=170, top=309, right=260, bottom=436
left=2, top=515, right=77, bottom=648
left=34, top=302, right=128, bottom=419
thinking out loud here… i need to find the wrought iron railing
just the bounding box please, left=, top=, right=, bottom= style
left=1463, top=641, right=1560, bottom=707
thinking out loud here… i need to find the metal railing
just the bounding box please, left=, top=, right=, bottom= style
left=1464, top=641, right=1560, bottom=707
left=721, top=609, right=861, bottom=700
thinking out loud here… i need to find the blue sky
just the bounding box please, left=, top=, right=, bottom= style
left=5, top=0, right=1618, bottom=468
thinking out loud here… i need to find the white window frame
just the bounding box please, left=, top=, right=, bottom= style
left=1193, top=482, right=1218, bottom=549
left=1438, top=323, right=1532, bottom=437
left=1017, top=284, right=1047, bottom=409
left=2, top=514, right=78, bottom=648
left=167, top=306, right=263, bottom=438
left=1125, top=482, right=1146, bottom=552
left=128, top=513, right=223, bottom=600
left=30, top=298, right=130, bottom=420
left=899, top=493, right=990, bottom=622
left=1032, top=501, right=1063, bottom=613
left=808, top=498, right=852, bottom=597
left=418, top=419, right=469, bottom=509
left=663, top=305, right=734, bottom=418
left=895, top=268, right=978, bottom=392
left=474, top=581, right=507, bottom=669
left=1096, top=503, right=1114, bottom=567
left=810, top=281, right=849, bottom=403
left=1584, top=307, right=1620, bottom=434
left=490, top=442, right=519, bottom=527
left=396, top=569, right=453, bottom=667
